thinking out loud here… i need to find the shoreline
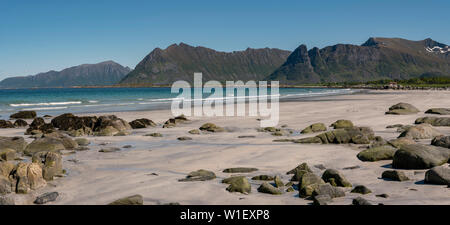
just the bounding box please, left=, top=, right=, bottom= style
left=1, top=89, right=449, bottom=205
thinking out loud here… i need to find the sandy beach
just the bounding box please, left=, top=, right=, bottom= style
left=1, top=90, right=449, bottom=205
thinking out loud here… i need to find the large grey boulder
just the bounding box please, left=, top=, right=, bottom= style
left=398, top=123, right=442, bottom=139
left=385, top=103, right=419, bottom=115
left=425, top=166, right=450, bottom=185
left=24, top=137, right=66, bottom=156
left=392, top=144, right=449, bottom=169
left=0, top=136, right=27, bottom=153
left=357, top=145, right=397, bottom=162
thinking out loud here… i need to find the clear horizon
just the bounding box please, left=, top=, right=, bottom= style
left=1, top=0, right=449, bottom=79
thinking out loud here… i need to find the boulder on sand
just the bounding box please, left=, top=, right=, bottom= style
left=188, top=129, right=201, bottom=135
left=0, top=148, right=16, bottom=161
left=312, top=194, right=333, bottom=205
left=251, top=175, right=274, bottom=181
left=415, top=117, right=450, bottom=127
left=431, top=135, right=450, bottom=149
left=177, top=136, right=192, bottom=141
left=144, top=132, right=163, bottom=137
left=381, top=170, right=409, bottom=181
left=199, top=123, right=225, bottom=132
left=13, top=119, right=28, bottom=127
left=424, top=166, right=450, bottom=185
left=32, top=151, right=63, bottom=181
left=223, top=167, right=258, bottom=173
left=398, top=123, right=442, bottom=139
left=24, top=137, right=66, bottom=156
left=312, top=183, right=345, bottom=198
left=225, top=176, right=251, bottom=194
left=330, top=120, right=354, bottom=129
left=301, top=123, right=327, bottom=134
left=108, top=195, right=143, bottom=205
left=388, top=137, right=416, bottom=148
left=162, top=115, right=189, bottom=128
left=257, top=182, right=282, bottom=195
left=11, top=162, right=47, bottom=194
left=129, top=118, right=156, bottom=129
left=357, top=145, right=397, bottom=162
left=298, top=172, right=325, bottom=194
left=0, top=120, right=15, bottom=128
left=94, top=115, right=131, bottom=136
left=75, top=138, right=90, bottom=146
left=321, top=169, right=352, bottom=187
left=178, top=169, right=216, bottom=182
left=10, top=111, right=36, bottom=119
left=352, top=197, right=372, bottom=205
left=0, top=161, right=14, bottom=177
left=34, top=192, right=59, bottom=204
left=351, top=185, right=372, bottom=194
left=287, top=162, right=312, bottom=175
left=392, top=144, right=449, bottom=169
left=385, top=103, right=419, bottom=115
left=425, top=108, right=450, bottom=115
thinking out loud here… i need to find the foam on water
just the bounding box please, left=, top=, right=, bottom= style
left=0, top=87, right=358, bottom=117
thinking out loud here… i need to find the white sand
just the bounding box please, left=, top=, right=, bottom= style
left=1, top=90, right=450, bottom=205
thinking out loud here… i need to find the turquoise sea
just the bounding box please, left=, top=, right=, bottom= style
left=0, top=87, right=357, bottom=118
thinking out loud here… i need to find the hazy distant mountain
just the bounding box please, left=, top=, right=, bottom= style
left=268, top=37, right=450, bottom=84
left=119, top=43, right=291, bottom=85
left=0, top=61, right=131, bottom=88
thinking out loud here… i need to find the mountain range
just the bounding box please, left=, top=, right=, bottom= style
left=268, top=37, right=450, bottom=84
left=1, top=37, right=449, bottom=88
left=0, top=61, right=131, bottom=88
left=119, top=43, right=291, bottom=85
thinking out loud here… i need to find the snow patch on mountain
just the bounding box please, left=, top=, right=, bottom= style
left=425, top=46, right=450, bottom=54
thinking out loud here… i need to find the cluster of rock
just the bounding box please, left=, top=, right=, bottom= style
left=177, top=163, right=378, bottom=205
left=0, top=151, right=63, bottom=197
left=292, top=120, right=375, bottom=145
left=50, top=113, right=131, bottom=136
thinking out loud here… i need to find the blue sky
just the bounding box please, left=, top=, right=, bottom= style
left=0, top=0, right=449, bottom=79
